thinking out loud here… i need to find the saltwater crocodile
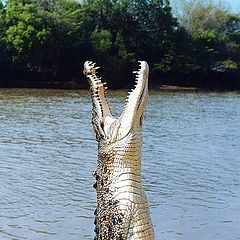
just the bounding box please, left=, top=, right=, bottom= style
left=84, top=61, right=155, bottom=240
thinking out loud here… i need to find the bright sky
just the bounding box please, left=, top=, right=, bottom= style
left=227, top=0, right=240, bottom=12
left=171, top=0, right=240, bottom=13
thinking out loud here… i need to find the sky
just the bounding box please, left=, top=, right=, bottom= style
left=171, top=0, right=240, bottom=13
left=223, top=0, right=240, bottom=12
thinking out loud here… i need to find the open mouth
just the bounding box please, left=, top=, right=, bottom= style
left=84, top=60, right=149, bottom=140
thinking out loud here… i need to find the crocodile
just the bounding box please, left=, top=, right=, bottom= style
left=84, top=61, right=155, bottom=240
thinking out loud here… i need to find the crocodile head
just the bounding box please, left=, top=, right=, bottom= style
left=84, top=61, right=149, bottom=142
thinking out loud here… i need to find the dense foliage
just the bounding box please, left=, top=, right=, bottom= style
left=177, top=0, right=240, bottom=72
left=0, top=0, right=239, bottom=89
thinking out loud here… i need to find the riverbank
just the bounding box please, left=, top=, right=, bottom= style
left=151, top=69, right=240, bottom=91
left=0, top=66, right=239, bottom=91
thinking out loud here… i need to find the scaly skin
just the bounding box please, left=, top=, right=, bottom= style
left=84, top=61, right=155, bottom=240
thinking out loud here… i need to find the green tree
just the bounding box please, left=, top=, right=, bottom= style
left=79, top=0, right=137, bottom=85
left=80, top=0, right=183, bottom=79
left=1, top=0, right=238, bottom=88
left=4, top=0, right=51, bottom=70
left=177, top=0, right=229, bottom=34
left=90, top=27, right=113, bottom=53
left=0, top=0, right=6, bottom=65
left=36, top=0, right=84, bottom=73
left=175, top=0, right=239, bottom=72
left=125, top=0, right=178, bottom=67
left=3, top=0, right=84, bottom=75
left=220, top=14, right=240, bottom=71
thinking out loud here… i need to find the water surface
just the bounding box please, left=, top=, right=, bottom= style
left=0, top=89, right=239, bottom=239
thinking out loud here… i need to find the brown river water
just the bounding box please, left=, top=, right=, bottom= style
left=0, top=89, right=240, bottom=240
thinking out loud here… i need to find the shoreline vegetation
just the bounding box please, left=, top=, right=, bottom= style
left=0, top=0, right=239, bottom=91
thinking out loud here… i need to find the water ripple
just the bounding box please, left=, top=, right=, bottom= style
left=0, top=89, right=240, bottom=239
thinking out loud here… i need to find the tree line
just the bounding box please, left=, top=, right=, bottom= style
left=0, top=0, right=239, bottom=89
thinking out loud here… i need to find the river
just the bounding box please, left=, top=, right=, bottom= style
left=0, top=89, right=239, bottom=240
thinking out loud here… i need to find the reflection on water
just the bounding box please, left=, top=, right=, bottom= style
left=0, top=89, right=240, bottom=240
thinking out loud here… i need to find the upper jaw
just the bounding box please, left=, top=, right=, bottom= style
left=84, top=61, right=149, bottom=141
left=117, top=61, right=149, bottom=138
